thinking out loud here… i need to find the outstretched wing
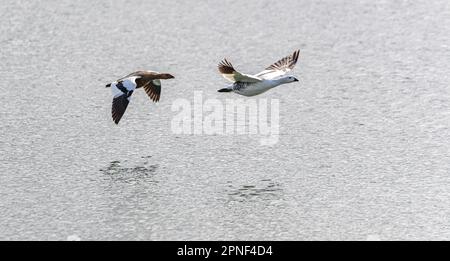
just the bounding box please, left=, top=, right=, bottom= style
left=218, top=59, right=262, bottom=83
left=110, top=77, right=137, bottom=124
left=255, top=50, right=300, bottom=80
left=112, top=94, right=131, bottom=124
left=142, top=79, right=162, bottom=102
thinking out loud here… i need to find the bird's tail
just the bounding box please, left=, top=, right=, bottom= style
left=105, top=83, right=111, bottom=88
left=218, top=87, right=232, bottom=93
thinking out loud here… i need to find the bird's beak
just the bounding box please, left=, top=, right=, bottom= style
left=294, top=78, right=299, bottom=82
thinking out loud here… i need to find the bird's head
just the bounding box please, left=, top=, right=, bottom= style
left=160, top=73, right=175, bottom=79
left=279, top=75, right=299, bottom=84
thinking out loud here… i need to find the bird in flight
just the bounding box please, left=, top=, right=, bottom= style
left=217, top=50, right=300, bottom=96
left=105, top=71, right=174, bottom=124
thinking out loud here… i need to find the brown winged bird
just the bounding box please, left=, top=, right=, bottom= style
left=105, top=71, right=174, bottom=124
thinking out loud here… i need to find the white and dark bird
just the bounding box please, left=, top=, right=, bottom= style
left=105, top=71, right=174, bottom=124
left=217, top=50, right=300, bottom=96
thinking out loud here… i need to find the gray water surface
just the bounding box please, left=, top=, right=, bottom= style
left=1, top=0, right=450, bottom=240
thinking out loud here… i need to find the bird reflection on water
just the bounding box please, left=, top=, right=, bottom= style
left=99, top=156, right=159, bottom=183
left=226, top=179, right=283, bottom=202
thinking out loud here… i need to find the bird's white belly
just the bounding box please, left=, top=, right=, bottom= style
left=235, top=81, right=276, bottom=97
